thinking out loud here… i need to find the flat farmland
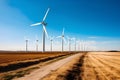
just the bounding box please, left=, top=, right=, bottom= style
left=83, top=52, right=120, bottom=80
left=0, top=51, right=70, bottom=65
left=0, top=51, right=75, bottom=80
left=1, top=51, right=120, bottom=80
left=42, top=52, right=120, bottom=80
left=0, top=51, right=74, bottom=74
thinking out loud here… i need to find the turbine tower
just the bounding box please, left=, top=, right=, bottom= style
left=49, top=36, right=54, bottom=52
left=72, top=38, right=76, bottom=52
left=26, top=40, right=28, bottom=51
left=77, top=40, right=80, bottom=51
left=75, top=39, right=76, bottom=51
left=79, top=40, right=82, bottom=51
left=24, top=37, right=29, bottom=51
left=31, top=8, right=50, bottom=52
left=83, top=40, right=85, bottom=51
left=67, top=36, right=72, bottom=52
left=57, top=28, right=66, bottom=52
left=81, top=40, right=84, bottom=51
left=35, top=36, right=39, bottom=51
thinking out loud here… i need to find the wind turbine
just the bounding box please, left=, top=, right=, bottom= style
left=81, top=40, right=84, bottom=51
left=79, top=40, right=82, bottom=51
left=83, top=40, right=86, bottom=51
left=26, top=40, right=28, bottom=51
left=35, top=35, right=39, bottom=51
left=24, top=37, right=29, bottom=51
left=76, top=40, right=80, bottom=51
left=84, top=41, right=87, bottom=51
left=31, top=8, right=50, bottom=52
left=57, top=28, right=66, bottom=52
left=72, top=38, right=76, bottom=52
left=67, top=36, right=72, bottom=52
left=49, top=36, right=54, bottom=52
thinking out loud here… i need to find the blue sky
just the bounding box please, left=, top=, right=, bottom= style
left=0, top=0, right=120, bottom=51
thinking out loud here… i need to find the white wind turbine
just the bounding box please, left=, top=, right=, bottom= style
left=67, top=36, right=72, bottom=52
left=30, top=8, right=50, bottom=52
left=79, top=40, right=82, bottom=51
left=76, top=40, right=80, bottom=51
left=49, top=36, right=54, bottom=52
left=82, top=40, right=86, bottom=51
left=72, top=38, right=76, bottom=51
left=81, top=40, right=84, bottom=51
left=35, top=35, right=39, bottom=51
left=84, top=41, right=87, bottom=51
left=57, top=28, right=66, bottom=52
left=82, top=40, right=84, bottom=51
left=24, top=37, right=29, bottom=51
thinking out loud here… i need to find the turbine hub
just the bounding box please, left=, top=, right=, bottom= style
left=42, top=22, right=47, bottom=26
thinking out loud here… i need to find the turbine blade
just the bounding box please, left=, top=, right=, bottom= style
left=43, top=25, right=48, bottom=38
left=51, top=36, right=54, bottom=39
left=63, top=37, right=66, bottom=44
left=62, top=28, right=64, bottom=35
left=35, top=35, right=38, bottom=40
left=66, top=36, right=70, bottom=40
left=49, top=36, right=54, bottom=40
left=56, top=36, right=62, bottom=38
left=49, top=36, right=51, bottom=40
left=30, top=22, right=42, bottom=26
left=42, top=8, right=50, bottom=21
left=72, top=38, right=75, bottom=41
left=49, top=36, right=52, bottom=40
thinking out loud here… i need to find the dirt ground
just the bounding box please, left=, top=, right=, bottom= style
left=82, top=52, right=120, bottom=80
left=1, top=52, right=120, bottom=80
left=13, top=53, right=82, bottom=80
left=42, top=52, right=120, bottom=80
left=0, top=51, right=74, bottom=80
left=0, top=51, right=70, bottom=65
left=42, top=53, right=85, bottom=80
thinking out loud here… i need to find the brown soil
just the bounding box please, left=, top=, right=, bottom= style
left=0, top=51, right=76, bottom=80
left=42, top=53, right=86, bottom=80
left=42, top=52, right=120, bottom=80
left=0, top=51, right=72, bottom=65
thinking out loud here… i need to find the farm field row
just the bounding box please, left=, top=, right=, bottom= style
left=83, top=52, right=120, bottom=80
left=0, top=51, right=77, bottom=80
left=42, top=52, right=120, bottom=80
left=0, top=51, right=72, bottom=65
left=1, top=51, right=120, bottom=80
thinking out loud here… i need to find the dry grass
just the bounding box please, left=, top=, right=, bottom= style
left=1, top=51, right=119, bottom=80
left=42, top=52, right=120, bottom=80
left=82, top=52, right=120, bottom=80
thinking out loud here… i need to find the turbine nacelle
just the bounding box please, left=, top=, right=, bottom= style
left=36, top=40, right=39, bottom=42
left=62, top=35, right=64, bottom=37
left=41, top=22, right=47, bottom=26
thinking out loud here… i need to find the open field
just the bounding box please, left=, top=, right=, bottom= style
left=14, top=53, right=83, bottom=80
left=0, top=51, right=74, bottom=72
left=82, top=52, right=120, bottom=80
left=42, top=52, right=120, bottom=80
left=0, top=51, right=74, bottom=65
left=0, top=51, right=77, bottom=80
left=1, top=51, right=120, bottom=80
left=42, top=52, right=86, bottom=80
